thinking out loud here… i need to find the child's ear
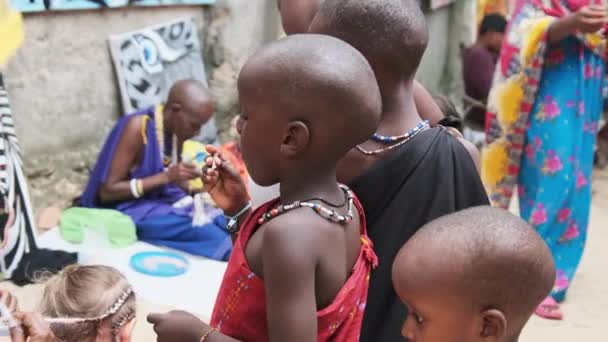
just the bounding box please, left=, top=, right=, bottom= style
left=280, top=121, right=310, bottom=157
left=119, top=318, right=137, bottom=342
left=480, top=309, right=507, bottom=340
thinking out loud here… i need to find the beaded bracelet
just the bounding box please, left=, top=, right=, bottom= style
left=200, top=327, right=217, bottom=342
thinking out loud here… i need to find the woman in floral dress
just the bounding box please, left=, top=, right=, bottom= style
left=482, top=0, right=606, bottom=319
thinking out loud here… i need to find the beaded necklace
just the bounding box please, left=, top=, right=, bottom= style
left=258, top=184, right=355, bottom=225
left=154, top=105, right=178, bottom=167
left=371, top=120, right=429, bottom=142
left=357, top=120, right=429, bottom=156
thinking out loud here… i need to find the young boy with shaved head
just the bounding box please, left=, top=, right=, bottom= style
left=149, top=34, right=382, bottom=342
left=309, top=0, right=489, bottom=340
left=393, top=206, right=555, bottom=342
left=277, top=0, right=446, bottom=126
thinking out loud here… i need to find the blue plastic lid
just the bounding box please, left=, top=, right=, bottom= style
left=130, top=251, right=189, bottom=277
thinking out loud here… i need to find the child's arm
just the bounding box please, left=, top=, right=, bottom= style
left=413, top=81, right=444, bottom=127
left=148, top=220, right=319, bottom=342
left=278, top=0, right=323, bottom=34
left=262, top=219, right=318, bottom=341
left=99, top=116, right=202, bottom=203
left=148, top=311, right=241, bottom=342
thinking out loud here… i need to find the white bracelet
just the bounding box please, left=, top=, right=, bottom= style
left=130, top=179, right=141, bottom=199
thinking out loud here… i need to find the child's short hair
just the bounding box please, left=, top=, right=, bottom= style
left=311, top=0, right=428, bottom=80
left=480, top=13, right=507, bottom=35
left=393, top=206, right=555, bottom=333
left=39, top=265, right=136, bottom=342
left=434, top=95, right=463, bottom=133
left=238, top=34, right=382, bottom=162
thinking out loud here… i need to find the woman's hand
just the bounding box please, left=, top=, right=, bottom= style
left=147, top=310, right=208, bottom=342
left=570, top=5, right=607, bottom=33
left=202, top=146, right=250, bottom=216
left=9, top=312, right=55, bottom=342
left=549, top=5, right=607, bottom=43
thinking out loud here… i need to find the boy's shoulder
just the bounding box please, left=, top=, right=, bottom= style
left=258, top=211, right=330, bottom=276
left=261, top=210, right=330, bottom=250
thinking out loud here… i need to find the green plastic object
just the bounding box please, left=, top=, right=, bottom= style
left=60, top=208, right=137, bottom=248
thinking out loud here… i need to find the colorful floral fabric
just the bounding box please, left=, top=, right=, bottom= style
left=519, top=36, right=602, bottom=301
left=482, top=0, right=605, bottom=208
left=483, top=0, right=605, bottom=301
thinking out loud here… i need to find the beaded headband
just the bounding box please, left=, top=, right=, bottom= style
left=45, top=287, right=134, bottom=324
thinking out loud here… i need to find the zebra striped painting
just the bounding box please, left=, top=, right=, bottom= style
left=0, top=76, right=38, bottom=279
left=109, top=17, right=217, bottom=144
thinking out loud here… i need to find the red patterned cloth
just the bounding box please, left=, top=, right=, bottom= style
left=210, top=196, right=377, bottom=341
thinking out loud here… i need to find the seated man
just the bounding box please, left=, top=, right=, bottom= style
left=79, top=79, right=232, bottom=260
left=462, top=13, right=507, bottom=131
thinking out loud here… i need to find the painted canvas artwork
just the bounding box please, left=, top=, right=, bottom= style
left=109, top=17, right=217, bottom=143
left=11, top=0, right=214, bottom=13
left=0, top=75, right=39, bottom=279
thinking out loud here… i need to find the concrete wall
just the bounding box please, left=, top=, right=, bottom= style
left=418, top=0, right=476, bottom=108
left=0, top=1, right=280, bottom=211
left=3, top=8, right=207, bottom=165
left=1, top=0, right=476, bottom=211
left=207, top=0, right=280, bottom=141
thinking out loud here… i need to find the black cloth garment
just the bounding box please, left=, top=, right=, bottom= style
left=10, top=249, right=77, bottom=286
left=352, top=127, right=489, bottom=342
left=0, top=74, right=77, bottom=285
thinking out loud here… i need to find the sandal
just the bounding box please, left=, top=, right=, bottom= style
left=535, top=297, right=563, bottom=320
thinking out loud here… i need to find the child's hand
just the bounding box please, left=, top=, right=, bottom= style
left=0, top=290, right=18, bottom=312
left=203, top=145, right=250, bottom=216
left=147, top=310, right=209, bottom=342
left=9, top=312, right=55, bottom=342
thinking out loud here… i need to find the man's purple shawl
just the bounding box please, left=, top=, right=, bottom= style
left=79, top=107, right=190, bottom=223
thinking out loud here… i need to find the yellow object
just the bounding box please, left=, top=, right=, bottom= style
left=521, top=18, right=553, bottom=64
left=182, top=139, right=207, bottom=191
left=481, top=140, right=509, bottom=187
left=199, top=327, right=217, bottom=342
left=477, top=0, right=508, bottom=26
left=585, top=33, right=604, bottom=50
left=496, top=77, right=524, bottom=126
left=140, top=115, right=150, bottom=145
left=0, top=0, right=23, bottom=66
